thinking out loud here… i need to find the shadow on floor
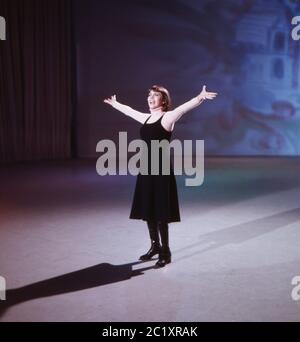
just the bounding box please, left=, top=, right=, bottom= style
left=175, top=207, right=300, bottom=262
left=0, top=260, right=154, bottom=318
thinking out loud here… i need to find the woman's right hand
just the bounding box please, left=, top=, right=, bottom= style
left=103, top=94, right=117, bottom=106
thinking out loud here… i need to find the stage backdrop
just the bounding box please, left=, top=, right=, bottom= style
left=74, top=0, right=300, bottom=156
left=0, top=0, right=73, bottom=163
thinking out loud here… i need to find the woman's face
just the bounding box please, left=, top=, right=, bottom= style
left=148, top=90, right=163, bottom=110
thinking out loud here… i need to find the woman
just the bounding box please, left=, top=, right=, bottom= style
left=104, top=85, right=217, bottom=268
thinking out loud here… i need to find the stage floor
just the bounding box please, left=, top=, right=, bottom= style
left=0, top=157, right=300, bottom=322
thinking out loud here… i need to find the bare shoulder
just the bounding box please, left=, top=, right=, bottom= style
left=142, top=114, right=151, bottom=123
left=134, top=113, right=151, bottom=124
left=161, top=111, right=175, bottom=124
left=161, top=112, right=174, bottom=132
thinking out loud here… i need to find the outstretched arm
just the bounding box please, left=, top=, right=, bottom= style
left=103, top=95, right=150, bottom=124
left=163, top=85, right=217, bottom=127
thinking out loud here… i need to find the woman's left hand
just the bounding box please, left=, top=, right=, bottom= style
left=197, top=85, right=218, bottom=101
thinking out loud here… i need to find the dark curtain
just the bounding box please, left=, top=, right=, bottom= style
left=0, top=0, right=73, bottom=162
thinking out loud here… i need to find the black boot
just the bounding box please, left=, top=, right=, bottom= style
left=139, top=220, right=160, bottom=261
left=155, top=221, right=171, bottom=268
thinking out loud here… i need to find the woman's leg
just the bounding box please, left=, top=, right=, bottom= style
left=139, top=220, right=160, bottom=260
left=155, top=221, right=171, bottom=268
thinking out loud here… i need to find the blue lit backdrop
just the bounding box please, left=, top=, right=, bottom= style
left=74, top=0, right=300, bottom=156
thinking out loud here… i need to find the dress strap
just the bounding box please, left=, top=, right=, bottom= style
left=144, top=113, right=165, bottom=124
left=144, top=115, right=152, bottom=124
left=158, top=113, right=164, bottom=121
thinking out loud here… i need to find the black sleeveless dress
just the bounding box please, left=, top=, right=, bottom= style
left=129, top=114, right=181, bottom=223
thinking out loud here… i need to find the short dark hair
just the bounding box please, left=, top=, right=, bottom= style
left=148, top=85, right=172, bottom=111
